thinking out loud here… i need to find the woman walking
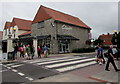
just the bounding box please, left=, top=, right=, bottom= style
left=26, top=44, right=31, bottom=60
left=38, top=46, right=42, bottom=58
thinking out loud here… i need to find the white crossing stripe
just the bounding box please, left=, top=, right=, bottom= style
left=11, top=64, right=23, bottom=68
left=18, top=72, right=25, bottom=76
left=25, top=77, right=34, bottom=81
left=6, top=63, right=17, bottom=66
left=7, top=67, right=11, bottom=69
left=12, top=69, right=18, bottom=72
left=46, top=58, right=96, bottom=68
left=0, top=70, right=8, bottom=72
left=29, top=56, right=76, bottom=63
left=56, top=61, right=96, bottom=72
left=37, top=57, right=87, bottom=65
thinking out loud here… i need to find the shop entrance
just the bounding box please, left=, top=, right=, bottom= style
left=59, top=40, right=70, bottom=53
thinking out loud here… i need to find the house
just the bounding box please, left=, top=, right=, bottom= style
left=31, top=5, right=91, bottom=53
left=2, top=18, right=32, bottom=52
left=98, top=33, right=113, bottom=46
left=0, top=31, right=3, bottom=49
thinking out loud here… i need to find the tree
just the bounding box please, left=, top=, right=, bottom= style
left=111, top=32, right=117, bottom=45
left=93, top=39, right=103, bottom=46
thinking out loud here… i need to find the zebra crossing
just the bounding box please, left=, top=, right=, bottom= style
left=24, top=56, right=97, bottom=73
left=2, top=56, right=97, bottom=73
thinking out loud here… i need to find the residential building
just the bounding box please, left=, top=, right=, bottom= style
left=31, top=5, right=91, bottom=53
left=98, top=33, right=113, bottom=46
left=2, top=18, right=32, bottom=52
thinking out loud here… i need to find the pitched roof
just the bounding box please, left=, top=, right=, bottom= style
left=99, top=34, right=113, bottom=40
left=0, top=31, right=3, bottom=40
left=19, top=31, right=31, bottom=37
left=33, top=5, right=91, bottom=29
left=4, top=22, right=11, bottom=30
left=10, top=18, right=32, bottom=31
left=99, top=34, right=113, bottom=45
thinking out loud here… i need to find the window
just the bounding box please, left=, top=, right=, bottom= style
left=38, top=21, right=44, bottom=28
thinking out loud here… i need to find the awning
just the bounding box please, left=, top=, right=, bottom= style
left=37, top=35, right=51, bottom=40
left=19, top=35, right=51, bottom=41
left=57, top=35, right=79, bottom=40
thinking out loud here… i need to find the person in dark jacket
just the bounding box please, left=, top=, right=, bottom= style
left=13, top=43, right=18, bottom=60
left=105, top=45, right=120, bottom=72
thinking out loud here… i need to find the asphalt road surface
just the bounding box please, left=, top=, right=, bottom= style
left=1, top=54, right=97, bottom=83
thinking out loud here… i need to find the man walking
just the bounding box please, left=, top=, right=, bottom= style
left=105, top=45, right=120, bottom=72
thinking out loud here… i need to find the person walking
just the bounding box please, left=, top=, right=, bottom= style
left=13, top=43, right=18, bottom=60
left=38, top=46, right=42, bottom=58
left=26, top=44, right=31, bottom=60
left=19, top=45, right=24, bottom=58
left=43, top=45, right=49, bottom=58
left=105, top=45, right=120, bottom=72
left=96, top=45, right=104, bottom=65
left=30, top=45, right=35, bottom=59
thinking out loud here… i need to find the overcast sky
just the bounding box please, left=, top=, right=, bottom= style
left=0, top=1, right=118, bottom=39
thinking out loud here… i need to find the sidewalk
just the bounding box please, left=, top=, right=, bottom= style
left=1, top=52, right=96, bottom=63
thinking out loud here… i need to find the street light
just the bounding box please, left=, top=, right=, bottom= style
left=13, top=27, right=17, bottom=39
left=113, top=30, right=117, bottom=46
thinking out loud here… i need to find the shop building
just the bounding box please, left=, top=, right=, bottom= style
left=31, top=5, right=91, bottom=54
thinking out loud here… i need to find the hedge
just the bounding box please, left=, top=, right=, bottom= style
left=72, top=47, right=95, bottom=53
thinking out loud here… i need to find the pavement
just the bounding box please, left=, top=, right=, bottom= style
left=0, top=50, right=120, bottom=83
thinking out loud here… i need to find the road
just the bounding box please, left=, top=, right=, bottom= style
left=1, top=54, right=97, bottom=83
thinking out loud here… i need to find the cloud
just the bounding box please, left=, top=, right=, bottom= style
left=0, top=2, right=118, bottom=39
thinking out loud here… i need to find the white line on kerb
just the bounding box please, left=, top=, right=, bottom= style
left=25, top=77, right=34, bottom=81
left=18, top=72, right=25, bottom=76
left=12, top=69, right=18, bottom=72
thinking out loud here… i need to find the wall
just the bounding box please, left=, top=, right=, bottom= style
left=56, top=21, right=90, bottom=52
left=32, top=19, right=59, bottom=53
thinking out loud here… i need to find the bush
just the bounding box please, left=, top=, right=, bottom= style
left=72, top=47, right=95, bottom=53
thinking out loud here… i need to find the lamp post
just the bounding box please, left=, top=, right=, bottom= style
left=13, top=27, right=17, bottom=39
left=114, top=30, right=117, bottom=46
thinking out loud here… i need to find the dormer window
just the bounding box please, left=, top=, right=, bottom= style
left=38, top=21, right=44, bottom=29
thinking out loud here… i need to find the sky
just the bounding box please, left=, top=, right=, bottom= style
left=0, top=0, right=119, bottom=39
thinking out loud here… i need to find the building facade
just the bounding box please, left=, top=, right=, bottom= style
left=98, top=33, right=113, bottom=47
left=32, top=5, right=91, bottom=53
left=2, top=18, right=32, bottom=52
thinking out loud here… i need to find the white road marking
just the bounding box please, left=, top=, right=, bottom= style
left=7, top=67, right=11, bottom=69
left=6, top=63, right=17, bottom=66
left=29, top=56, right=80, bottom=63
left=0, top=70, right=8, bottom=72
left=37, top=57, right=87, bottom=65
left=56, top=61, right=96, bottom=72
left=18, top=72, right=25, bottom=76
left=11, top=64, right=23, bottom=68
left=12, top=69, right=18, bottom=72
left=25, top=77, right=34, bottom=81
left=46, top=58, right=96, bottom=68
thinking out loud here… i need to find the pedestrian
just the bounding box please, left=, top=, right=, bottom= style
left=43, top=45, right=49, bottom=58
left=38, top=46, right=42, bottom=58
left=105, top=45, right=120, bottom=72
left=30, top=45, right=35, bottom=59
left=96, top=45, right=104, bottom=65
left=13, top=43, right=18, bottom=60
left=26, top=44, right=31, bottom=60
left=23, top=45, right=26, bottom=57
left=19, top=45, right=24, bottom=58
